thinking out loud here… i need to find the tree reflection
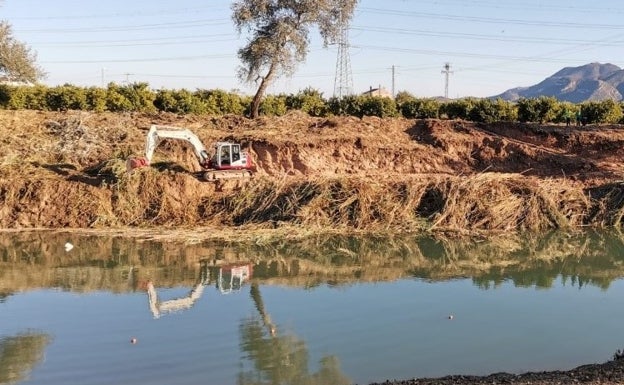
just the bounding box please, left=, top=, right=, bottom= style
left=0, top=292, right=10, bottom=303
left=3, top=230, right=624, bottom=293
left=0, top=332, right=51, bottom=384
left=238, top=283, right=351, bottom=385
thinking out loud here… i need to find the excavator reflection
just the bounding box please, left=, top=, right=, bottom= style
left=143, top=260, right=350, bottom=384
left=145, top=261, right=253, bottom=319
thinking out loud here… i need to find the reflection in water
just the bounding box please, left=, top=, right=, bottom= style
left=145, top=265, right=209, bottom=319
left=142, top=259, right=352, bottom=385
left=1, top=230, right=624, bottom=293
left=2, top=231, right=624, bottom=385
left=239, top=283, right=351, bottom=385
left=0, top=332, right=51, bottom=385
left=146, top=262, right=253, bottom=318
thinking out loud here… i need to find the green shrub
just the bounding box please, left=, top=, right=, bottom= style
left=581, top=100, right=622, bottom=124
left=194, top=89, right=246, bottom=115
left=0, top=85, right=13, bottom=108
left=116, top=82, right=156, bottom=112
left=46, top=84, right=88, bottom=111
left=394, top=91, right=416, bottom=108
left=85, top=87, right=107, bottom=112
left=285, top=88, right=328, bottom=117
left=399, top=98, right=440, bottom=119
left=105, top=83, right=132, bottom=112
left=517, top=96, right=558, bottom=123
left=441, top=98, right=478, bottom=120
left=154, top=89, right=203, bottom=114
left=259, top=94, right=288, bottom=116
left=327, top=95, right=361, bottom=116
left=468, top=98, right=517, bottom=123
left=360, top=96, right=398, bottom=118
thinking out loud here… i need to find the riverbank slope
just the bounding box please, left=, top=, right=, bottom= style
left=2, top=110, right=624, bottom=234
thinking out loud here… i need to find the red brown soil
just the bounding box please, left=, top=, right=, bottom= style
left=1, top=110, right=624, bottom=232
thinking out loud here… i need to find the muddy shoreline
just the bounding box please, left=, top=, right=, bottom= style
left=369, top=358, right=624, bottom=385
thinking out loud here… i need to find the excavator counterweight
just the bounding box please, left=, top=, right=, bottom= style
left=127, top=125, right=255, bottom=181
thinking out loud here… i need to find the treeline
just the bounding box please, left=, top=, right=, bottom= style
left=1, top=82, right=624, bottom=124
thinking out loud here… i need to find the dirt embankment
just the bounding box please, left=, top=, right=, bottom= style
left=2, top=109, right=624, bottom=233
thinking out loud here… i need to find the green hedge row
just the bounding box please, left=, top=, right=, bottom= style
left=1, top=83, right=624, bottom=124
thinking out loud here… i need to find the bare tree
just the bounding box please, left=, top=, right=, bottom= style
left=232, top=0, right=358, bottom=118
left=0, top=21, right=45, bottom=83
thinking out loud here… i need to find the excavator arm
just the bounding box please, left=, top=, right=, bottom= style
left=144, top=125, right=211, bottom=168
left=146, top=280, right=206, bottom=319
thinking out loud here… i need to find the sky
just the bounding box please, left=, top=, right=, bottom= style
left=2, top=0, right=624, bottom=99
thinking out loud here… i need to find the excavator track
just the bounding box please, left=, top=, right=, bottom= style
left=203, top=169, right=253, bottom=181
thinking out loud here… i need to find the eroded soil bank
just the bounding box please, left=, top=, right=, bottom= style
left=2, top=110, right=624, bottom=234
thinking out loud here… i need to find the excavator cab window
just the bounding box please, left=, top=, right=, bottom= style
left=220, top=145, right=230, bottom=165
left=231, top=144, right=241, bottom=162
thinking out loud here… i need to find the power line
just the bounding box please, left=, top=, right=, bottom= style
left=15, top=19, right=230, bottom=34
left=403, top=0, right=624, bottom=15
left=7, top=5, right=227, bottom=20
left=37, top=38, right=237, bottom=49
left=350, top=25, right=624, bottom=46
left=351, top=44, right=587, bottom=64
left=41, top=53, right=235, bottom=64
left=359, top=7, right=624, bottom=30
left=31, top=33, right=235, bottom=46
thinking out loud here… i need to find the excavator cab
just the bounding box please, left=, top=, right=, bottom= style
left=218, top=264, right=252, bottom=294
left=212, top=142, right=243, bottom=168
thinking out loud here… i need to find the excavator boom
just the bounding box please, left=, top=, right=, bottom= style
left=144, top=125, right=211, bottom=167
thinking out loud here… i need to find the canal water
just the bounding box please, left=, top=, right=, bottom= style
left=1, top=230, right=624, bottom=385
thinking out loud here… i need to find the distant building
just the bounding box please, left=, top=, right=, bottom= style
left=361, top=85, right=392, bottom=98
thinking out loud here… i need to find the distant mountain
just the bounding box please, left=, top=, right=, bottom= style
left=492, top=63, right=624, bottom=103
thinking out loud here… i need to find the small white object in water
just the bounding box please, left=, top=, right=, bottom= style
left=448, top=315, right=454, bottom=320
left=64, top=242, right=74, bottom=252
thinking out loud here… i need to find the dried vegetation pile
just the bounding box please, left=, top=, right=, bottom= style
left=2, top=109, right=624, bottom=234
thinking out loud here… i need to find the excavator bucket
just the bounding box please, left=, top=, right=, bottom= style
left=126, top=157, right=150, bottom=172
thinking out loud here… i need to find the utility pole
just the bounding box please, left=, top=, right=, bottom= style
left=101, top=67, right=106, bottom=87
left=333, top=7, right=353, bottom=98
left=391, top=65, right=396, bottom=97
left=441, top=62, right=453, bottom=99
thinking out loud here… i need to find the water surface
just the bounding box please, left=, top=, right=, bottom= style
left=1, top=231, right=624, bottom=385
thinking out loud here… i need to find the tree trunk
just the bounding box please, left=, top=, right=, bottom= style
left=249, top=62, right=277, bottom=119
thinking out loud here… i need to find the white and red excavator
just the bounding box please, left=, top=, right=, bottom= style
left=127, top=124, right=255, bottom=181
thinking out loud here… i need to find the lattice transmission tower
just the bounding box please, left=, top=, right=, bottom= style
left=441, top=62, right=453, bottom=99
left=333, top=9, right=353, bottom=98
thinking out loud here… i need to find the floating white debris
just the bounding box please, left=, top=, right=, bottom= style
left=64, top=242, right=74, bottom=252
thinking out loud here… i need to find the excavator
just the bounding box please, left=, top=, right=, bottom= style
left=127, top=124, right=255, bottom=181
left=144, top=262, right=253, bottom=319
